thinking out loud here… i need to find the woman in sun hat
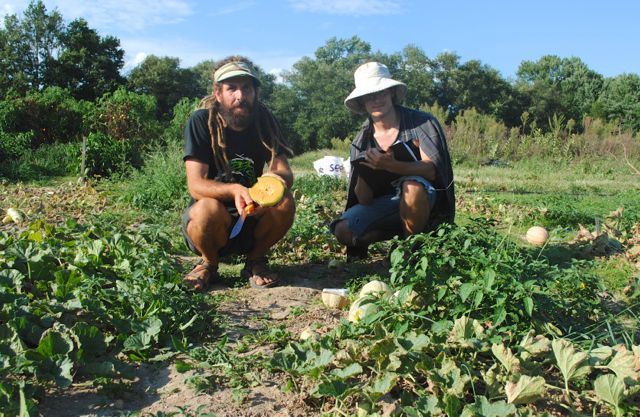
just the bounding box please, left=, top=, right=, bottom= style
left=330, top=61, right=455, bottom=260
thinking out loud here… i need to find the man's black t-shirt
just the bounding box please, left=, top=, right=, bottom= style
left=183, top=108, right=272, bottom=188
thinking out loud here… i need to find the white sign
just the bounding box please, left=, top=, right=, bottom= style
left=313, top=155, right=349, bottom=177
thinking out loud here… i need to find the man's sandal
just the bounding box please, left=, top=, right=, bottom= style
left=241, top=257, right=278, bottom=289
left=183, top=260, right=218, bottom=292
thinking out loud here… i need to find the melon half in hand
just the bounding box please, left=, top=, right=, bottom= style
left=249, top=175, right=286, bottom=207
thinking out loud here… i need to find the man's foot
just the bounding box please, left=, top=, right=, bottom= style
left=241, top=257, right=278, bottom=288
left=183, top=260, right=217, bottom=292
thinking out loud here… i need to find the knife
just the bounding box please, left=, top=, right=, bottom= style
left=229, top=202, right=254, bottom=239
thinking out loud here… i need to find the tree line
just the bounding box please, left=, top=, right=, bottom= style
left=1, top=1, right=639, bottom=160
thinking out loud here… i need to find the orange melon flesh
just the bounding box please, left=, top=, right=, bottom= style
left=249, top=176, right=285, bottom=207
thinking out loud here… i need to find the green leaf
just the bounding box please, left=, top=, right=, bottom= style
left=367, top=372, right=397, bottom=396
left=402, top=331, right=430, bottom=352
left=459, top=282, right=475, bottom=303
left=444, top=394, right=462, bottom=417
left=431, top=320, right=452, bottom=336
left=175, top=360, right=193, bottom=373
left=314, top=379, right=348, bottom=398
left=505, top=375, right=546, bottom=405
left=461, top=395, right=516, bottom=417
left=552, top=338, right=590, bottom=385
left=493, top=306, right=506, bottom=326
left=331, top=362, right=363, bottom=380
left=72, top=322, right=107, bottom=359
left=82, top=360, right=117, bottom=377
left=523, top=296, right=533, bottom=317
left=123, top=332, right=152, bottom=351
left=594, top=374, right=625, bottom=409
left=37, top=329, right=74, bottom=358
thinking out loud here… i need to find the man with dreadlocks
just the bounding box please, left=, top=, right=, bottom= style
left=181, top=56, right=295, bottom=291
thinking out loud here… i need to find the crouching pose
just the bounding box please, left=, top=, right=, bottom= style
left=331, top=62, right=455, bottom=259
left=182, top=56, right=295, bottom=290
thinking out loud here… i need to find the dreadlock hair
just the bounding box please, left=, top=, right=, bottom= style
left=199, top=56, right=292, bottom=182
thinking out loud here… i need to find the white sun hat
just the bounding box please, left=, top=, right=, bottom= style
left=344, top=62, right=407, bottom=115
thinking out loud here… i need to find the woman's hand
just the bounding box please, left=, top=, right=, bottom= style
left=363, top=148, right=394, bottom=170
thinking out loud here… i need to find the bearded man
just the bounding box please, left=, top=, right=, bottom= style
left=181, top=56, right=295, bottom=290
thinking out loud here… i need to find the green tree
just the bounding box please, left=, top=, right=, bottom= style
left=19, top=0, right=63, bottom=91
left=452, top=60, right=524, bottom=126
left=395, top=45, right=437, bottom=110
left=191, top=59, right=215, bottom=95
left=593, top=73, right=640, bottom=132
left=0, top=0, right=63, bottom=94
left=515, top=55, right=603, bottom=129
left=127, top=55, right=205, bottom=121
left=47, top=18, right=125, bottom=100
left=430, top=52, right=461, bottom=119
left=283, top=36, right=374, bottom=150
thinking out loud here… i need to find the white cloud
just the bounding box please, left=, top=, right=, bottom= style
left=5, top=0, right=194, bottom=32
left=128, top=51, right=148, bottom=69
left=288, top=0, right=402, bottom=15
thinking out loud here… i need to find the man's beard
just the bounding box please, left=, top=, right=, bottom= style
left=220, top=100, right=255, bottom=130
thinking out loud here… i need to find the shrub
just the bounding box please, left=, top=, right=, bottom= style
left=89, top=87, right=161, bottom=143
left=0, top=87, right=91, bottom=148
left=85, top=132, right=133, bottom=177
left=162, top=97, right=198, bottom=146
left=0, top=130, right=33, bottom=160
left=84, top=88, right=163, bottom=176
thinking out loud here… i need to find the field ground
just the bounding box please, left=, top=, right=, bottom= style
left=2, top=155, right=640, bottom=416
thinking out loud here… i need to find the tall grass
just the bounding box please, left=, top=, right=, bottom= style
left=0, top=142, right=81, bottom=181
left=115, top=142, right=190, bottom=212
left=446, top=109, right=640, bottom=166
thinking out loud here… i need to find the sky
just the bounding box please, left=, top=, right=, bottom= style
left=2, top=0, right=639, bottom=81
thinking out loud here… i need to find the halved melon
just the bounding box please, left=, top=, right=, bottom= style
left=249, top=175, right=286, bottom=207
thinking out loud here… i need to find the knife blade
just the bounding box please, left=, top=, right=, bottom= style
left=229, top=203, right=254, bottom=239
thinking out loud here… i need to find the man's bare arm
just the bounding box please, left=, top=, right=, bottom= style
left=185, top=159, right=250, bottom=211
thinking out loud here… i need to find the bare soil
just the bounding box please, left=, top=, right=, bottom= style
left=38, top=259, right=389, bottom=417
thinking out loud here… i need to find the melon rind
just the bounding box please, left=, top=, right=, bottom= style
left=526, top=226, right=549, bottom=246
left=358, top=280, right=391, bottom=298
left=249, top=176, right=285, bottom=207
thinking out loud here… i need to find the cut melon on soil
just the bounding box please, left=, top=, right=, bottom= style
left=249, top=176, right=285, bottom=207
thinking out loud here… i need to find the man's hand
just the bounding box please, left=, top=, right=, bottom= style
left=233, top=185, right=254, bottom=215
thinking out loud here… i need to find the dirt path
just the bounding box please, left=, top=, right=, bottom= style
left=38, top=260, right=389, bottom=417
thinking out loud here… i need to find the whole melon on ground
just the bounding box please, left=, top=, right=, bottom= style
left=526, top=226, right=549, bottom=246
left=358, top=280, right=391, bottom=298
left=249, top=176, right=285, bottom=207
left=348, top=297, right=380, bottom=323
left=321, top=290, right=349, bottom=309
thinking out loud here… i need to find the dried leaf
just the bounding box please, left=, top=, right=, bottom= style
left=607, top=346, right=640, bottom=384
left=492, top=343, right=521, bottom=375
left=519, top=331, right=550, bottom=360
left=505, top=375, right=546, bottom=405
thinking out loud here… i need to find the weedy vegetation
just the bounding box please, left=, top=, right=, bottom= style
left=1, top=122, right=639, bottom=416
